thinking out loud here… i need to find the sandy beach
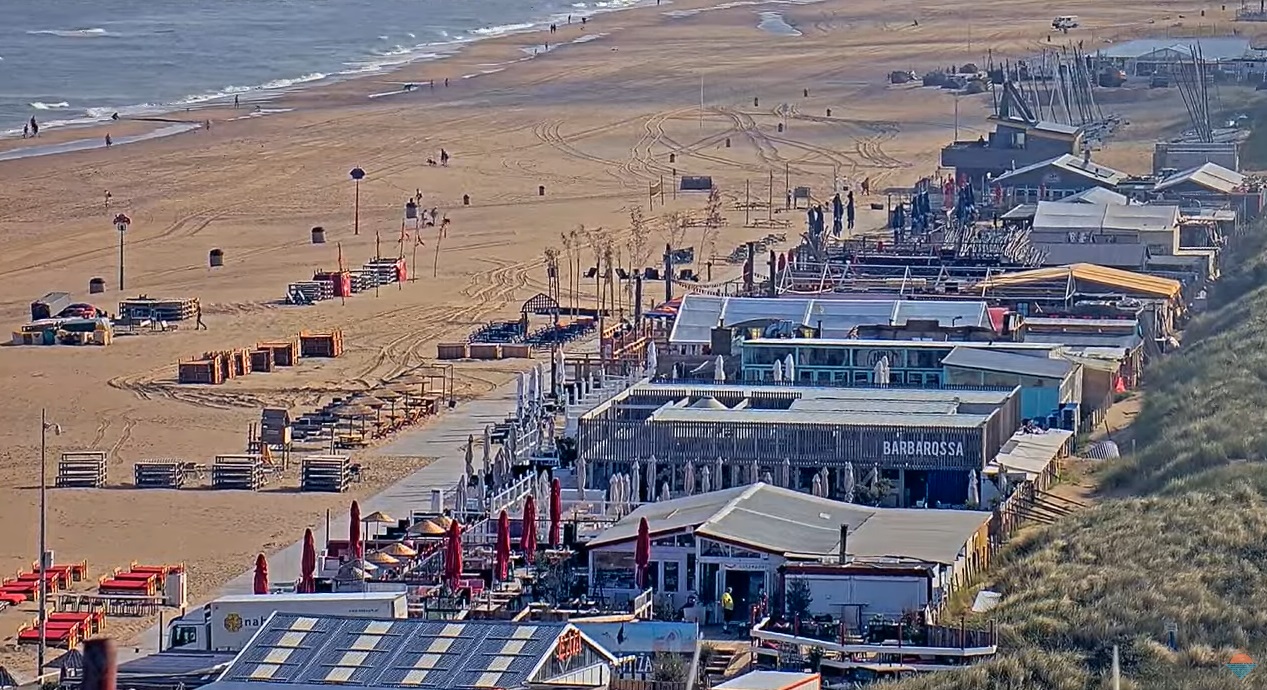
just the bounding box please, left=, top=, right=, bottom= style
left=0, top=0, right=1232, bottom=671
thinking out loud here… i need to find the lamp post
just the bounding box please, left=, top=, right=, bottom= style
left=113, top=214, right=130, bottom=291
left=350, top=167, right=366, bottom=236
left=37, top=410, right=61, bottom=678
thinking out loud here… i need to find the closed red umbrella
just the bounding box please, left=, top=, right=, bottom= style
left=253, top=553, right=269, bottom=595
left=444, top=520, right=463, bottom=590
left=521, top=495, right=538, bottom=565
left=634, top=517, right=650, bottom=589
left=350, top=500, right=363, bottom=562
left=300, top=528, right=317, bottom=594
left=549, top=478, right=562, bottom=549
left=495, top=510, right=512, bottom=582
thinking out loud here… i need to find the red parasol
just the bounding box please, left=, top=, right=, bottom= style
left=253, top=553, right=269, bottom=595
left=495, top=510, right=512, bottom=582
left=634, top=517, right=650, bottom=589
left=300, top=528, right=317, bottom=593
left=521, top=495, right=538, bottom=565
left=350, top=500, right=363, bottom=562
left=444, top=519, right=463, bottom=590
left=549, top=478, right=562, bottom=549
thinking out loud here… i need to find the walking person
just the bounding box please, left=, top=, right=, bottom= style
left=440, top=148, right=450, bottom=166
left=234, top=95, right=240, bottom=109
left=104, top=133, right=112, bottom=148
left=29, top=116, right=39, bottom=137
left=195, top=301, right=207, bottom=330
left=721, top=587, right=734, bottom=633
left=22, top=123, right=29, bottom=139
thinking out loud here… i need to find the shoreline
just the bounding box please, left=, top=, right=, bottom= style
left=0, top=0, right=842, bottom=162
left=0, top=0, right=692, bottom=156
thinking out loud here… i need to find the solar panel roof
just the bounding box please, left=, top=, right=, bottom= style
left=211, top=615, right=579, bottom=690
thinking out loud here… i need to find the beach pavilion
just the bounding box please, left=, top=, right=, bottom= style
left=586, top=483, right=991, bottom=621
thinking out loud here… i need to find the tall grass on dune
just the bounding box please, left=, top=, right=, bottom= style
left=884, top=223, right=1267, bottom=689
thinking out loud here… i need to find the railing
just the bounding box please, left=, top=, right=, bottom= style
left=750, top=616, right=998, bottom=658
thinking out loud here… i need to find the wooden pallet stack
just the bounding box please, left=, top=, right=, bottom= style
left=468, top=343, right=502, bottom=360
left=363, top=258, right=404, bottom=285
left=437, top=343, right=468, bottom=359
left=133, top=460, right=186, bottom=489
left=178, top=355, right=225, bottom=384
left=287, top=281, right=333, bottom=303
left=118, top=297, right=199, bottom=322
left=300, top=454, right=352, bottom=492
left=211, top=454, right=267, bottom=490
left=257, top=339, right=299, bottom=366
left=250, top=348, right=275, bottom=372
left=299, top=330, right=344, bottom=358
left=56, top=452, right=108, bottom=488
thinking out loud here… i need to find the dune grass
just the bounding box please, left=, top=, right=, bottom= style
left=885, top=225, right=1267, bottom=689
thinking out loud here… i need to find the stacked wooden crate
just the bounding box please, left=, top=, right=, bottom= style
left=56, top=452, right=108, bottom=488
left=211, top=454, right=267, bottom=490
left=118, top=297, right=199, bottom=322
left=257, top=339, right=299, bottom=366
left=299, top=330, right=344, bottom=358
left=134, top=460, right=186, bottom=489
left=178, top=356, right=225, bottom=384
left=437, top=343, right=468, bottom=359
left=300, top=455, right=352, bottom=492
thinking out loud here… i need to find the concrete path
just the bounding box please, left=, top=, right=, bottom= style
left=126, top=382, right=518, bottom=653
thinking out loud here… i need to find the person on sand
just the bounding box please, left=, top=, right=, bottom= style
left=22, top=123, right=28, bottom=139
left=195, top=301, right=207, bottom=330
left=550, top=23, right=557, bottom=34
left=440, top=148, right=449, bottom=166
left=234, top=95, right=240, bottom=109
left=30, top=116, right=39, bottom=137
left=105, top=134, right=113, bottom=147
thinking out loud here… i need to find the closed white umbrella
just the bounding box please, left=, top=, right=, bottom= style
left=684, top=459, right=696, bottom=495
left=608, top=474, right=619, bottom=516
left=749, top=457, right=759, bottom=485
left=842, top=462, right=856, bottom=503
left=761, top=471, right=773, bottom=484
left=713, top=355, right=726, bottom=382
left=533, top=365, right=544, bottom=403
left=455, top=473, right=469, bottom=515
left=465, top=435, right=475, bottom=478
left=874, top=356, right=890, bottom=386
left=620, top=473, right=631, bottom=515
left=811, top=473, right=823, bottom=497
left=482, top=425, right=492, bottom=478
left=516, top=373, right=526, bottom=419
left=997, top=469, right=1009, bottom=497
left=784, top=353, right=795, bottom=382
left=660, top=481, right=671, bottom=502
left=819, top=467, right=830, bottom=499
left=646, top=341, right=658, bottom=378
left=714, top=456, right=724, bottom=490
left=576, top=455, right=588, bottom=501
left=646, top=456, right=658, bottom=500
left=781, top=458, right=792, bottom=489
left=700, top=465, right=712, bottom=494
left=555, top=348, right=566, bottom=390
left=772, top=359, right=783, bottom=383
left=476, top=472, right=486, bottom=511
left=631, top=459, right=642, bottom=505
left=968, top=470, right=980, bottom=506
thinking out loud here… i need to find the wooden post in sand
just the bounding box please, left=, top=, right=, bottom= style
left=433, top=226, right=443, bottom=278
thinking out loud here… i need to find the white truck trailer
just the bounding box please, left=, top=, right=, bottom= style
left=167, top=591, right=408, bottom=652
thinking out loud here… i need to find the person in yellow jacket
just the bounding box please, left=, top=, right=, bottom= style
left=721, top=587, right=734, bottom=633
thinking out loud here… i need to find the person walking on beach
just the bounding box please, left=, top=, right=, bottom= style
left=234, top=95, right=240, bottom=109
left=22, top=123, right=28, bottom=139
left=29, top=116, right=39, bottom=137
left=104, top=133, right=112, bottom=148
left=550, top=23, right=557, bottom=34
left=195, top=301, right=207, bottom=330
left=440, top=148, right=449, bottom=166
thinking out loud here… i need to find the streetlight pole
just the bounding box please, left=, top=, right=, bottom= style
left=37, top=410, right=60, bottom=679
left=113, top=214, right=131, bottom=291
left=350, top=168, right=366, bottom=236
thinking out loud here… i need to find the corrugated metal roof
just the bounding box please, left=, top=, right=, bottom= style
left=1035, top=243, right=1148, bottom=269
left=716, top=671, right=820, bottom=690
left=648, top=406, right=990, bottom=428
left=995, top=154, right=1127, bottom=186
left=1032, top=201, right=1179, bottom=234
left=211, top=616, right=593, bottom=690
left=623, top=382, right=1020, bottom=405
left=744, top=338, right=1056, bottom=350
left=976, top=263, right=1181, bottom=300
left=668, top=295, right=993, bottom=344
left=992, top=429, right=1073, bottom=475
left=1155, top=162, right=1245, bottom=194
left=1058, top=187, right=1128, bottom=205
left=1096, top=37, right=1256, bottom=60
left=788, top=399, right=961, bottom=414
left=1023, top=317, right=1138, bottom=329
left=589, top=483, right=991, bottom=564
left=942, top=347, right=1073, bottom=379
left=1023, top=331, right=1143, bottom=349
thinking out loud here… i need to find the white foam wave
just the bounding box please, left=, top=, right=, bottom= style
left=375, top=45, right=412, bottom=57
left=471, top=22, right=536, bottom=37
left=571, top=32, right=609, bottom=43
left=30, top=101, right=71, bottom=110
left=406, top=33, right=417, bottom=38
left=378, top=34, right=390, bottom=40
left=27, top=28, right=110, bottom=38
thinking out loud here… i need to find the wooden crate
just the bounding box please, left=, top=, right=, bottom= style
left=57, top=452, right=108, bottom=488
left=211, top=454, right=266, bottom=491
left=500, top=344, right=532, bottom=359
left=258, top=340, right=299, bottom=366
left=468, top=343, right=502, bottom=360
left=300, top=455, right=353, bottom=493
left=436, top=343, right=468, bottom=360
left=250, top=348, right=275, bottom=372
left=299, top=329, right=344, bottom=358
left=178, top=358, right=222, bottom=384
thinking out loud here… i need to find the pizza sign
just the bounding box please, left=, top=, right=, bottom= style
left=555, top=629, right=583, bottom=664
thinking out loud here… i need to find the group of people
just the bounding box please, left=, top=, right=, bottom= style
left=426, top=148, right=450, bottom=167
left=22, top=116, right=39, bottom=138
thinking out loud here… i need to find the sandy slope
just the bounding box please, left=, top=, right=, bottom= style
left=0, top=0, right=1226, bottom=673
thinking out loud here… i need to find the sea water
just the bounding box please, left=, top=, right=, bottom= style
left=0, top=0, right=648, bottom=137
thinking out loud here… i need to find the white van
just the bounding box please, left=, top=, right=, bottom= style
left=1052, top=15, right=1079, bottom=29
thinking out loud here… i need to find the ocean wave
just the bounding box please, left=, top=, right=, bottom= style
left=30, top=101, right=71, bottom=110
left=27, top=28, right=111, bottom=38
left=374, top=45, right=412, bottom=57
left=471, top=22, right=536, bottom=37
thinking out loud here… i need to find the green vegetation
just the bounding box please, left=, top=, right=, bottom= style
left=887, top=226, right=1267, bottom=689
